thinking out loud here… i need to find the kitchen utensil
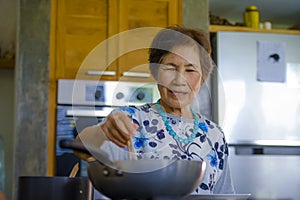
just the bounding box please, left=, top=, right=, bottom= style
left=60, top=139, right=206, bottom=199
left=127, top=137, right=137, bottom=160
left=69, top=162, right=79, bottom=177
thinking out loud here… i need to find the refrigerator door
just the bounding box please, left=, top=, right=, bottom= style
left=215, top=31, right=300, bottom=142
left=229, top=146, right=300, bottom=200
left=213, top=31, right=300, bottom=200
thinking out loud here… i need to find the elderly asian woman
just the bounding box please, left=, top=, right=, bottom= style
left=76, top=26, right=235, bottom=194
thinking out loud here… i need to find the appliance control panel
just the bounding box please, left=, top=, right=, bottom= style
left=85, top=84, right=154, bottom=104
left=58, top=79, right=160, bottom=106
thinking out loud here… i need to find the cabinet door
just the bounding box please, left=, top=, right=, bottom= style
left=55, top=0, right=117, bottom=80
left=116, top=0, right=182, bottom=82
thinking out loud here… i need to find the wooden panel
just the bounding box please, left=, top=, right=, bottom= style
left=56, top=0, right=111, bottom=79
left=117, top=49, right=154, bottom=81
left=117, top=0, right=181, bottom=81
left=48, top=0, right=58, bottom=176
left=168, top=0, right=182, bottom=26
left=65, top=0, right=105, bottom=16
left=127, top=0, right=169, bottom=28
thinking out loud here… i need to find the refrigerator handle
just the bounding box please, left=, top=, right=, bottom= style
left=230, top=145, right=300, bottom=155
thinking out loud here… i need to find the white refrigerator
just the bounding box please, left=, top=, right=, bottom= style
left=212, top=31, right=300, bottom=200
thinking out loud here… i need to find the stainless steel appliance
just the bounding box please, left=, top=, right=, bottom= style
left=56, top=79, right=160, bottom=177
left=212, top=31, right=300, bottom=200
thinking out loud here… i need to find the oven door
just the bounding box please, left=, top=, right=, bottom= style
left=56, top=105, right=113, bottom=177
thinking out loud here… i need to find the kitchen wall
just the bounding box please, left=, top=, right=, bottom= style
left=0, top=0, right=17, bottom=199
left=13, top=1, right=51, bottom=200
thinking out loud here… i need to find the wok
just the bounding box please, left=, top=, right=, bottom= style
left=60, top=139, right=206, bottom=199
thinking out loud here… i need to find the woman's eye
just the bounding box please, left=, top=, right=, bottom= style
left=163, top=66, right=176, bottom=71
left=186, top=68, right=196, bottom=72
left=167, top=68, right=176, bottom=71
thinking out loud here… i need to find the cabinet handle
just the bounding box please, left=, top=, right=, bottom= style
left=122, top=72, right=151, bottom=78
left=66, top=109, right=113, bottom=117
left=86, top=70, right=116, bottom=76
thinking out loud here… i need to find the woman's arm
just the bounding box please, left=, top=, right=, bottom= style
left=74, top=110, right=137, bottom=160
left=74, top=124, right=107, bottom=160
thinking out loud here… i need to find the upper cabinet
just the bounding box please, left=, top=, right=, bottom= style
left=116, top=0, right=182, bottom=82
left=119, top=0, right=181, bottom=30
left=54, top=0, right=182, bottom=81
left=55, top=0, right=112, bottom=80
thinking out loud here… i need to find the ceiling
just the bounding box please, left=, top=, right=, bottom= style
left=209, top=0, right=300, bottom=29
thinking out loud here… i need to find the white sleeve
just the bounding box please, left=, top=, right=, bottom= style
left=213, top=155, right=236, bottom=194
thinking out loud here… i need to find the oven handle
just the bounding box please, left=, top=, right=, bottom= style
left=66, top=109, right=113, bottom=117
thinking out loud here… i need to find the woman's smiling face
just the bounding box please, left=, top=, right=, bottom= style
left=157, top=45, right=202, bottom=110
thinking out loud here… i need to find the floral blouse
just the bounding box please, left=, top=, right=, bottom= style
left=100, top=102, right=235, bottom=194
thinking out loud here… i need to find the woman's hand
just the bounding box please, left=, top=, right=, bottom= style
left=74, top=111, right=136, bottom=160
left=100, top=111, right=138, bottom=148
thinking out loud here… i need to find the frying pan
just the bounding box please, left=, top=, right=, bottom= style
left=60, top=139, right=206, bottom=199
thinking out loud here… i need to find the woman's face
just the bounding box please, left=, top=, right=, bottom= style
left=157, top=45, right=202, bottom=110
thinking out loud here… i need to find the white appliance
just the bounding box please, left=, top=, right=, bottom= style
left=212, top=31, right=300, bottom=200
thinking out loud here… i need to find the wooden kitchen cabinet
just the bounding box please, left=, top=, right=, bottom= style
left=48, top=0, right=182, bottom=175
left=55, top=0, right=117, bottom=80
left=54, top=0, right=182, bottom=81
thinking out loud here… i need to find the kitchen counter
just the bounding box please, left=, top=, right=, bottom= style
left=94, top=194, right=251, bottom=200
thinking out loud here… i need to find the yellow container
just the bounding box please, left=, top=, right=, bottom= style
left=244, top=5, right=260, bottom=28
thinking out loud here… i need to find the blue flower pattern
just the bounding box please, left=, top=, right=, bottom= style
left=117, top=104, right=229, bottom=194
left=133, top=136, right=148, bottom=148
left=199, top=122, right=208, bottom=133
left=120, top=106, right=136, bottom=116
left=207, top=151, right=218, bottom=167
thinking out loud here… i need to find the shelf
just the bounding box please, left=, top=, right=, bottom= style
left=0, top=59, right=15, bottom=68
left=209, top=25, right=300, bottom=35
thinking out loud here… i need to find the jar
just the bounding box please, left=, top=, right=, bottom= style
left=244, top=5, right=260, bottom=28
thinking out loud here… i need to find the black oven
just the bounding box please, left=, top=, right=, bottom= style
left=56, top=105, right=109, bottom=177
left=55, top=79, right=159, bottom=177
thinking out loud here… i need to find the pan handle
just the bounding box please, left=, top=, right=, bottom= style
left=59, top=139, right=92, bottom=155
left=59, top=139, right=115, bottom=166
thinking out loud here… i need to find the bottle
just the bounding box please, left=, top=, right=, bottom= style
left=244, top=5, right=260, bottom=28
left=264, top=21, right=272, bottom=29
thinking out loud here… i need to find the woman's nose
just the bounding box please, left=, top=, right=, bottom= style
left=173, top=71, right=186, bottom=85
